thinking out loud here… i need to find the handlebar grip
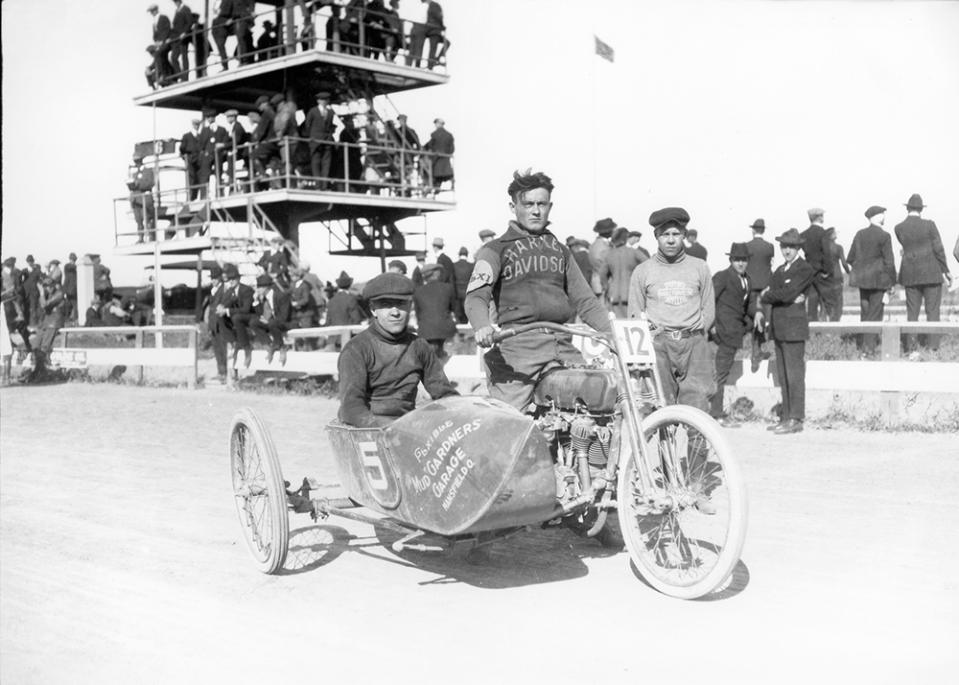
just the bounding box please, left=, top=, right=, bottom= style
left=489, top=328, right=518, bottom=344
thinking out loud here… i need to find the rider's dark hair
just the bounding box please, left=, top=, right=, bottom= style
left=507, top=169, right=554, bottom=201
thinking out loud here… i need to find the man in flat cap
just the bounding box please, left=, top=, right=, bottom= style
left=745, top=219, right=775, bottom=370
left=148, top=4, right=174, bottom=86
left=588, top=217, right=616, bottom=297
left=170, top=0, right=194, bottom=82
left=685, top=228, right=708, bottom=261
left=894, top=193, right=952, bottom=355
left=478, top=229, right=496, bottom=245
left=466, top=169, right=611, bottom=410
left=387, top=260, right=408, bottom=275
left=338, top=273, right=457, bottom=427
left=847, top=205, right=896, bottom=356
left=628, top=207, right=715, bottom=411
left=626, top=230, right=650, bottom=261
left=128, top=155, right=157, bottom=242
left=799, top=207, right=831, bottom=322
left=222, top=109, right=250, bottom=192
left=599, top=227, right=646, bottom=318
left=413, top=263, right=458, bottom=357
left=250, top=97, right=279, bottom=189
left=709, top=243, right=762, bottom=426
left=423, top=118, right=454, bottom=191
left=197, top=108, right=229, bottom=198
left=761, top=228, right=817, bottom=434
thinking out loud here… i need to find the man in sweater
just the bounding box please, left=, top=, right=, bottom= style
left=466, top=169, right=611, bottom=410
left=337, top=273, right=457, bottom=427
left=628, top=207, right=715, bottom=411
left=847, top=205, right=896, bottom=355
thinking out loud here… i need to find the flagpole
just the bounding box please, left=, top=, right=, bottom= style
left=591, top=34, right=598, bottom=220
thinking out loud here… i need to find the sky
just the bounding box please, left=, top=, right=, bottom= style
left=2, top=0, right=959, bottom=286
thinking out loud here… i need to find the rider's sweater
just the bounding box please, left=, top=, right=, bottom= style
left=464, top=221, right=610, bottom=331
left=337, top=321, right=458, bottom=427
left=627, top=250, right=715, bottom=332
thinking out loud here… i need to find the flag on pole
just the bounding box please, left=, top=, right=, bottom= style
left=594, top=35, right=614, bottom=63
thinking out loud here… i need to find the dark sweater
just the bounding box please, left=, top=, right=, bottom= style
left=337, top=321, right=458, bottom=427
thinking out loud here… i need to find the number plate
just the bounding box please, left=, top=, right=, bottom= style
left=611, top=318, right=654, bottom=364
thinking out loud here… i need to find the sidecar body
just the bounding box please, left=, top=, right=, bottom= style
left=326, top=395, right=557, bottom=536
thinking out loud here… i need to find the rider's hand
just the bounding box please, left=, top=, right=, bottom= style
left=474, top=326, right=495, bottom=348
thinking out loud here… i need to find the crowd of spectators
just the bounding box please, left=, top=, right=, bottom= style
left=144, top=0, right=449, bottom=88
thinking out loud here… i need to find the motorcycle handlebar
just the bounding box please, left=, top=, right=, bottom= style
left=489, top=322, right=611, bottom=345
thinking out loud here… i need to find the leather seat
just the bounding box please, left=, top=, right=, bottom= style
left=533, top=368, right=619, bottom=412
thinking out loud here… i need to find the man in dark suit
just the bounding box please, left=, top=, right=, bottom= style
left=430, top=237, right=455, bottom=284
left=251, top=274, right=292, bottom=364
left=304, top=92, right=336, bottom=189
left=710, top=243, right=761, bottom=426
left=413, top=263, right=458, bottom=358
left=62, top=253, right=78, bottom=322
left=799, top=207, right=831, bottom=322
left=215, top=263, right=255, bottom=369
left=170, top=0, right=194, bottom=82
left=451, top=247, right=473, bottom=323
left=423, top=118, right=454, bottom=190
left=191, top=11, right=209, bottom=77
left=250, top=97, right=279, bottom=188
left=566, top=237, right=593, bottom=287
left=847, top=205, right=897, bottom=355
left=600, top=227, right=645, bottom=318
left=745, top=218, right=775, bottom=370
left=761, top=229, right=817, bottom=434
left=148, top=4, right=174, bottom=85
left=197, top=108, right=229, bottom=198
left=204, top=265, right=229, bottom=380
left=411, top=252, right=428, bottom=287
left=588, top=217, right=616, bottom=297
left=180, top=119, right=202, bottom=199
left=326, top=271, right=367, bottom=327
left=22, top=256, right=43, bottom=329
left=894, top=193, right=953, bottom=354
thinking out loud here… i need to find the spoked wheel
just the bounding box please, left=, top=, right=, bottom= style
left=230, top=408, right=289, bottom=574
left=617, top=405, right=747, bottom=599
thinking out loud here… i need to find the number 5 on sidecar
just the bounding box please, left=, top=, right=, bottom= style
left=230, top=317, right=748, bottom=599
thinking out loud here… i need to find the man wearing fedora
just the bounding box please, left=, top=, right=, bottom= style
left=847, top=206, right=896, bottom=356
left=215, top=263, right=255, bottom=369
left=629, top=207, right=715, bottom=411
left=894, top=193, right=952, bottom=354
left=710, top=243, right=762, bottom=426
left=250, top=273, right=292, bottom=365
left=761, top=229, right=817, bottom=434
left=799, top=208, right=832, bottom=321
left=746, top=218, right=775, bottom=370
left=588, top=218, right=617, bottom=297
left=326, top=271, right=367, bottom=327
left=430, top=236, right=455, bottom=284
left=304, top=92, right=337, bottom=190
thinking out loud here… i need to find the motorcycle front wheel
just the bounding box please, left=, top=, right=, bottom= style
left=617, top=404, right=747, bottom=599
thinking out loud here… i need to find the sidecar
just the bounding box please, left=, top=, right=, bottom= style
left=326, top=395, right=558, bottom=536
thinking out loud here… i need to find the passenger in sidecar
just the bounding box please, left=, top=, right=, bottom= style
left=337, top=273, right=458, bottom=428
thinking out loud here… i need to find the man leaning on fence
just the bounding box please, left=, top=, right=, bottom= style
left=894, top=193, right=953, bottom=355
left=847, top=205, right=896, bottom=356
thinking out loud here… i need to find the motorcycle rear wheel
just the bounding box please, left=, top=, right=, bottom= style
left=617, top=405, right=747, bottom=599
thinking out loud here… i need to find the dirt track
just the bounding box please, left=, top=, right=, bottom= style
left=1, top=383, right=957, bottom=685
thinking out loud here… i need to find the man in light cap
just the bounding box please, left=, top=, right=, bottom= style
left=847, top=205, right=896, bottom=356
left=127, top=155, right=156, bottom=242
left=799, top=207, right=831, bottom=321
left=478, top=229, right=496, bottom=245
left=222, top=109, right=250, bottom=191
left=337, top=272, right=457, bottom=427
left=628, top=207, right=715, bottom=411
left=304, top=92, right=336, bottom=189
left=894, top=193, right=952, bottom=354
left=431, top=236, right=454, bottom=283
left=466, top=169, right=611, bottom=410
left=423, top=118, right=454, bottom=191
left=761, top=229, right=816, bottom=434
left=148, top=4, right=174, bottom=86
left=170, top=0, right=193, bottom=82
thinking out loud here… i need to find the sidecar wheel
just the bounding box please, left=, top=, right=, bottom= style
left=230, top=408, right=289, bottom=574
left=617, top=405, right=747, bottom=599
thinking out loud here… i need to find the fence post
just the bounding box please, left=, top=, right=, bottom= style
left=881, top=324, right=900, bottom=360
left=188, top=327, right=197, bottom=390
left=135, top=329, right=145, bottom=384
